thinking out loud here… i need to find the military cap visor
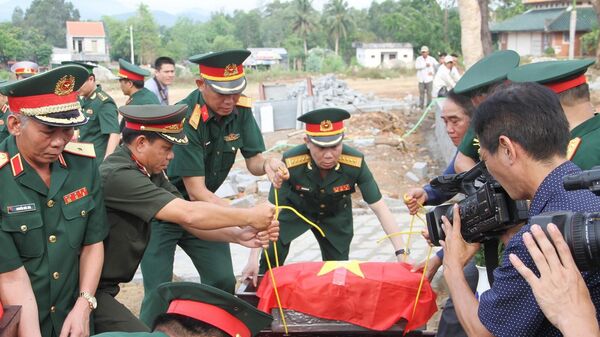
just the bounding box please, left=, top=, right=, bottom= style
left=61, top=61, right=98, bottom=75
left=140, top=282, right=272, bottom=337
left=454, top=50, right=520, bottom=95
left=507, top=59, right=594, bottom=93
left=0, top=65, right=89, bottom=127
left=299, top=108, right=351, bottom=147
left=190, top=49, right=251, bottom=95
left=118, top=58, right=151, bottom=81
left=119, top=104, right=189, bottom=145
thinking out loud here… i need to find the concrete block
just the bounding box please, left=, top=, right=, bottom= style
left=257, top=180, right=272, bottom=195
left=405, top=171, right=420, bottom=183
left=215, top=181, right=237, bottom=198
left=412, top=161, right=428, bottom=179
left=230, top=195, right=257, bottom=208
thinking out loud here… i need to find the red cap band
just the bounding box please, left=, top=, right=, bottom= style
left=306, top=120, right=344, bottom=134
left=119, top=68, right=144, bottom=81
left=14, top=68, right=37, bottom=75
left=167, top=299, right=250, bottom=337
left=545, top=74, right=587, bottom=94
left=8, top=92, right=79, bottom=113
left=200, top=64, right=244, bottom=79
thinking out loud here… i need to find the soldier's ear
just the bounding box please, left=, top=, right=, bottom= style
left=7, top=114, right=23, bottom=136
left=195, top=78, right=206, bottom=90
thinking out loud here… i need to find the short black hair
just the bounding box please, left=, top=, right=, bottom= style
left=155, top=57, right=175, bottom=70
left=153, top=313, right=227, bottom=337
left=557, top=82, right=590, bottom=106
left=473, top=82, right=569, bottom=161
left=122, top=128, right=163, bottom=144
left=447, top=89, right=475, bottom=118
left=451, top=53, right=459, bottom=58
left=119, top=78, right=144, bottom=89
left=439, top=52, right=447, bottom=58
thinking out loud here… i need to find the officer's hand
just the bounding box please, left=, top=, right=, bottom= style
left=265, top=158, right=289, bottom=189
left=241, top=258, right=260, bottom=287
left=236, top=226, right=263, bottom=248
left=404, top=188, right=427, bottom=215
left=59, top=297, right=91, bottom=337
left=248, top=203, right=276, bottom=230
left=264, top=219, right=280, bottom=243
left=421, top=229, right=434, bottom=246
left=411, top=255, right=442, bottom=282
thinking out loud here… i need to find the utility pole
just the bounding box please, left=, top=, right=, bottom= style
left=129, top=25, right=135, bottom=64
left=568, top=0, right=577, bottom=59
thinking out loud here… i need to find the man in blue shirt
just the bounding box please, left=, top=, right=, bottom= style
left=441, top=82, right=600, bottom=336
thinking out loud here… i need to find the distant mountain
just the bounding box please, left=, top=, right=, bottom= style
left=110, top=10, right=211, bottom=26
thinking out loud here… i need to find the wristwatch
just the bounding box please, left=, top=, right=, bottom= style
left=79, top=291, right=97, bottom=310
left=395, top=248, right=411, bottom=257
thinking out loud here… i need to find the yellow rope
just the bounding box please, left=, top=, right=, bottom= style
left=263, top=249, right=288, bottom=334
left=412, top=245, right=434, bottom=319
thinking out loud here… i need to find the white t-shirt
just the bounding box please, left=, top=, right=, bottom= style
left=433, top=65, right=460, bottom=97
left=415, top=55, right=439, bottom=83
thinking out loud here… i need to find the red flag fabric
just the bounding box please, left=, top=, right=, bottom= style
left=0, top=300, right=3, bottom=320
left=257, top=261, right=437, bottom=331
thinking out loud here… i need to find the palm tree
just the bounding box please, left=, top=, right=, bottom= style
left=324, top=0, right=353, bottom=55
left=291, top=0, right=317, bottom=56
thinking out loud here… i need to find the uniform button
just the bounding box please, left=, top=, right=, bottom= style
left=320, top=204, right=325, bottom=208
left=319, top=212, right=324, bottom=215
left=47, top=200, right=55, bottom=208
left=216, top=151, right=220, bottom=155
left=80, top=210, right=87, bottom=217
left=231, top=147, right=235, bottom=151
left=300, top=194, right=304, bottom=197
left=320, top=189, right=325, bottom=193
left=50, top=306, right=56, bottom=313
left=20, top=225, right=27, bottom=232
left=52, top=272, right=60, bottom=280
left=48, top=235, right=57, bottom=243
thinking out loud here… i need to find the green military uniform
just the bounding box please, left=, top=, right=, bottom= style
left=94, top=105, right=188, bottom=334
left=0, top=103, right=10, bottom=142
left=95, top=282, right=272, bottom=337
left=127, top=88, right=160, bottom=106
left=117, top=59, right=158, bottom=130
left=77, top=86, right=120, bottom=160
left=140, top=50, right=262, bottom=316
left=259, top=108, right=382, bottom=272
left=507, top=59, right=600, bottom=170
left=0, top=65, right=108, bottom=337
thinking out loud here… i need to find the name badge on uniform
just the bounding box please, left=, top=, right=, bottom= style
left=86, top=109, right=93, bottom=115
left=295, top=184, right=310, bottom=192
left=7, top=203, right=36, bottom=214
left=224, top=133, right=240, bottom=142
left=333, top=184, right=351, bottom=193
left=63, top=187, right=89, bottom=205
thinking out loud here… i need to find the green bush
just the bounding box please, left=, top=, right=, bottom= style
left=581, top=28, right=599, bottom=56
left=305, top=48, right=346, bottom=73
left=544, top=46, right=556, bottom=57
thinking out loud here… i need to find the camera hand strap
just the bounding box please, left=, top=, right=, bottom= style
left=483, top=238, right=499, bottom=286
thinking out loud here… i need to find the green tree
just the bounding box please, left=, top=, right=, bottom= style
left=210, top=35, right=244, bottom=51
left=160, top=17, right=210, bottom=61
left=290, top=0, right=319, bottom=55
left=11, top=7, right=24, bottom=26
left=324, top=0, right=354, bottom=55
left=102, top=16, right=130, bottom=61
left=492, top=0, right=526, bottom=21
left=0, top=23, right=52, bottom=65
left=23, top=0, right=80, bottom=48
left=233, top=9, right=263, bottom=48
left=129, top=3, right=160, bottom=65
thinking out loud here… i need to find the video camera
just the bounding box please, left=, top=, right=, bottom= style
left=425, top=161, right=529, bottom=246
left=530, top=166, right=600, bottom=272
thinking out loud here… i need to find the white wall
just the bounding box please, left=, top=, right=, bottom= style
left=356, top=48, right=414, bottom=68
left=67, top=35, right=107, bottom=55
left=506, top=32, right=543, bottom=56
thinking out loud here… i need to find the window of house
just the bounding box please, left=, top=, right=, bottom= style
left=389, top=53, right=397, bottom=60
left=73, top=38, right=83, bottom=53
left=91, top=40, right=98, bottom=53
left=563, top=32, right=570, bottom=43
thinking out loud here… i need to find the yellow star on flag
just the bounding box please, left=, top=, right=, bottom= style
left=317, top=260, right=365, bottom=278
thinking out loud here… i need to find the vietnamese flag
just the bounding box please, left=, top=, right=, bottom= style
left=257, top=261, right=437, bottom=332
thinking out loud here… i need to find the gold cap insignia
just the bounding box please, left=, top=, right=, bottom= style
left=224, top=64, right=239, bottom=77
left=320, top=120, right=333, bottom=132
left=55, top=75, right=76, bottom=96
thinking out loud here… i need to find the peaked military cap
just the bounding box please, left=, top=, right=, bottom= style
left=10, top=61, right=39, bottom=78
left=119, top=104, right=189, bottom=145
left=189, top=49, right=251, bottom=95
left=140, top=282, right=272, bottom=337
left=454, top=50, right=520, bottom=95
left=0, top=65, right=89, bottom=127
left=507, top=59, right=594, bottom=94
left=118, top=58, right=151, bottom=81
left=298, top=108, right=351, bottom=147
left=62, top=61, right=98, bottom=75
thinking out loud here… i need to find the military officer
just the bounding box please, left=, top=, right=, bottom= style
left=10, top=61, right=39, bottom=80
left=139, top=49, right=288, bottom=316
left=118, top=59, right=159, bottom=106
left=94, top=282, right=272, bottom=337
left=94, top=104, right=278, bottom=333
left=0, top=79, right=10, bottom=142
left=507, top=59, right=600, bottom=170
left=62, top=61, right=120, bottom=161
left=242, top=108, right=408, bottom=280
left=0, top=65, right=108, bottom=337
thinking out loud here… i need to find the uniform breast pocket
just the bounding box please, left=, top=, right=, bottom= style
left=1, top=211, right=45, bottom=258
left=222, top=139, right=243, bottom=169
left=61, top=197, right=96, bottom=248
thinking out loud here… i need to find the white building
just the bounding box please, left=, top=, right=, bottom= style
left=65, top=21, right=109, bottom=62
left=245, top=48, right=289, bottom=69
left=354, top=42, right=414, bottom=68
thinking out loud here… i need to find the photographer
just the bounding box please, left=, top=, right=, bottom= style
left=441, top=82, right=600, bottom=336
left=509, top=224, right=600, bottom=337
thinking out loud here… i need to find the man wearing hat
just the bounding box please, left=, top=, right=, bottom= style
left=0, top=65, right=108, bottom=337
left=94, top=104, right=279, bottom=333
left=507, top=59, right=600, bottom=170
left=94, top=282, right=272, bottom=337
left=415, top=46, right=439, bottom=109
left=0, top=79, right=10, bottom=142
left=63, top=61, right=120, bottom=161
left=118, top=59, right=159, bottom=106
left=241, top=108, right=408, bottom=281
left=139, top=49, right=289, bottom=312
left=10, top=61, right=39, bottom=80
left=452, top=50, right=521, bottom=173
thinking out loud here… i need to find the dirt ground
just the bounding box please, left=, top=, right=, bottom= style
left=103, top=74, right=445, bottom=328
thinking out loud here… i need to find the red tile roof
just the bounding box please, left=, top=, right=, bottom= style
left=66, top=21, right=105, bottom=37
